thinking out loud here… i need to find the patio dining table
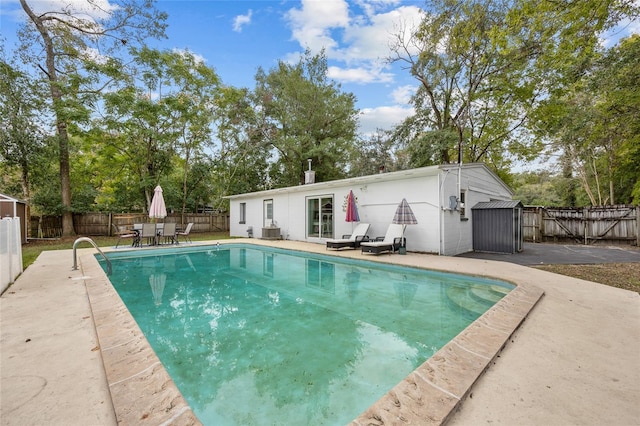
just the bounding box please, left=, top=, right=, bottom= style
left=131, top=223, right=175, bottom=246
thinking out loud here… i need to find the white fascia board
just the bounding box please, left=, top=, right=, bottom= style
left=223, top=165, right=442, bottom=200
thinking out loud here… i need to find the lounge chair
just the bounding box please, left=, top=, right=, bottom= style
left=161, top=222, right=176, bottom=244
left=361, top=224, right=406, bottom=255
left=326, top=223, right=370, bottom=250
left=175, top=222, right=193, bottom=244
left=113, top=224, right=139, bottom=248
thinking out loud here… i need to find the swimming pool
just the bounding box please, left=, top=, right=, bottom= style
left=101, top=244, right=514, bottom=425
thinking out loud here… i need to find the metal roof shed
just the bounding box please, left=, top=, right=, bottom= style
left=0, top=193, right=27, bottom=244
left=471, top=200, right=524, bottom=254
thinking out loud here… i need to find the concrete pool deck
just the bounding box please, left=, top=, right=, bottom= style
left=1, top=239, right=638, bottom=425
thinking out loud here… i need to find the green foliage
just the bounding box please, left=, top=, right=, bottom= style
left=390, top=0, right=542, bottom=170
left=252, top=49, right=359, bottom=187
left=98, top=47, right=220, bottom=212
left=0, top=60, right=48, bottom=192
left=4, top=0, right=637, bottom=216
left=511, top=171, right=566, bottom=206
left=391, top=0, right=636, bottom=181
left=15, top=0, right=168, bottom=233
left=533, top=34, right=640, bottom=205
left=349, top=130, right=405, bottom=176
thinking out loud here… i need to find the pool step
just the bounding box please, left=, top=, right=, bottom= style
left=469, top=285, right=510, bottom=305
left=446, top=285, right=510, bottom=317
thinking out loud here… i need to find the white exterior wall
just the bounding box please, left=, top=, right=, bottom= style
left=438, top=164, right=514, bottom=256
left=229, top=174, right=442, bottom=253
left=227, top=164, right=513, bottom=256
left=355, top=175, right=441, bottom=253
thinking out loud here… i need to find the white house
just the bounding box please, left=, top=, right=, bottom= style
left=225, top=163, right=514, bottom=256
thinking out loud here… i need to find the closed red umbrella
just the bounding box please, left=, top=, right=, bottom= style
left=345, top=190, right=360, bottom=223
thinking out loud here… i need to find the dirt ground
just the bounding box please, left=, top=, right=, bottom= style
left=534, top=262, right=640, bottom=293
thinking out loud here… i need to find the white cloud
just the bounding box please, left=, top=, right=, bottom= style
left=282, top=0, right=422, bottom=135
left=390, top=84, right=415, bottom=104
left=233, top=9, right=253, bottom=33
left=172, top=48, right=206, bottom=65
left=327, top=65, right=393, bottom=83
left=358, top=104, right=414, bottom=136
left=284, top=0, right=423, bottom=85
left=285, top=0, right=350, bottom=52
left=338, top=5, right=423, bottom=63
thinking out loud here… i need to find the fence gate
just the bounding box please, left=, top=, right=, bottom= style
left=523, top=205, right=639, bottom=246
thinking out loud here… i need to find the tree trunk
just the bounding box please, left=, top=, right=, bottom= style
left=20, top=0, right=75, bottom=236
left=58, top=124, right=74, bottom=235
left=20, top=159, right=31, bottom=239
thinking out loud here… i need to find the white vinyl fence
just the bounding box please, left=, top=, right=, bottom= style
left=1, top=217, right=23, bottom=294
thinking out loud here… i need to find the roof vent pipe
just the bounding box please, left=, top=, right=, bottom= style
left=304, top=158, right=315, bottom=184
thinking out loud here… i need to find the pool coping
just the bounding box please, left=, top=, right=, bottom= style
left=79, top=239, right=544, bottom=425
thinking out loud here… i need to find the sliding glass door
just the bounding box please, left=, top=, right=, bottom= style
left=307, top=196, right=333, bottom=238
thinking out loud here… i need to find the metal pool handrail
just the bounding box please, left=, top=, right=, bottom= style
left=72, top=237, right=112, bottom=275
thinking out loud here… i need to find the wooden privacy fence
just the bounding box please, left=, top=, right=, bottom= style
left=523, top=205, right=639, bottom=246
left=29, top=212, right=229, bottom=238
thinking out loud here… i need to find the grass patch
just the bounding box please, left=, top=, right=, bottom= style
left=533, top=263, right=640, bottom=293
left=21, top=231, right=231, bottom=270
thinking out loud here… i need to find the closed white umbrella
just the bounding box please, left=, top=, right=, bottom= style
left=149, top=185, right=167, bottom=220
left=149, top=273, right=166, bottom=306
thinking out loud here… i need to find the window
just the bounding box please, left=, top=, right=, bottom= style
left=306, top=259, right=335, bottom=293
left=263, top=252, right=274, bottom=277
left=459, top=190, right=467, bottom=219
left=263, top=199, right=273, bottom=227
left=239, top=203, right=246, bottom=224
left=306, top=195, right=333, bottom=238
left=239, top=248, right=247, bottom=269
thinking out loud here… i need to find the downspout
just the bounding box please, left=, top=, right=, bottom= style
left=457, top=164, right=462, bottom=207
left=439, top=172, right=445, bottom=255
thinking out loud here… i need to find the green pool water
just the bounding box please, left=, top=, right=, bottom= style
left=101, top=244, right=513, bottom=425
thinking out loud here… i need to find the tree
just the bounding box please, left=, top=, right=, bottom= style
left=252, top=49, right=359, bottom=187
left=389, top=0, right=541, bottom=169
left=0, top=59, right=47, bottom=212
left=534, top=35, right=640, bottom=205
left=591, top=35, right=640, bottom=204
left=511, top=171, right=561, bottom=206
left=211, top=86, right=271, bottom=209
left=390, top=0, right=637, bottom=176
left=349, top=129, right=404, bottom=176
left=17, top=0, right=167, bottom=235
left=99, top=47, right=220, bottom=214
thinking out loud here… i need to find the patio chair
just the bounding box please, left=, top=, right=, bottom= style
left=161, top=222, right=177, bottom=244
left=112, top=224, right=139, bottom=248
left=175, top=222, right=193, bottom=244
left=360, top=224, right=406, bottom=255
left=140, top=223, right=157, bottom=246
left=326, top=223, right=370, bottom=250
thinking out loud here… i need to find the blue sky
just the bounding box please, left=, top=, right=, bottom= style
left=1, top=0, right=427, bottom=136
